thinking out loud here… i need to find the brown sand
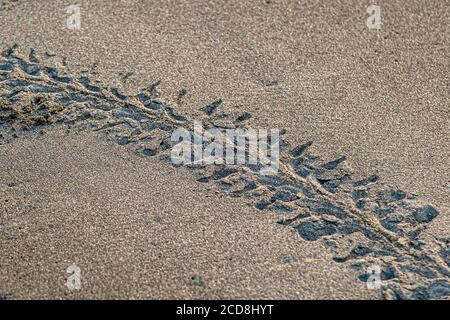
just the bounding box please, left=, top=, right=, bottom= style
left=0, top=129, right=375, bottom=299
left=1, top=0, right=447, bottom=208
left=0, top=0, right=448, bottom=299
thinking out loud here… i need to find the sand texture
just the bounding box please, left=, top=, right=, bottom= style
left=0, top=0, right=448, bottom=299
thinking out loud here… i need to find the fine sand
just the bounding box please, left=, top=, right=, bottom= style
left=0, top=0, right=448, bottom=299
left=0, top=129, right=375, bottom=299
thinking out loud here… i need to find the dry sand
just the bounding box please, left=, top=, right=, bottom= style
left=0, top=0, right=448, bottom=299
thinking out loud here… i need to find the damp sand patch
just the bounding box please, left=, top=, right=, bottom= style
left=0, top=46, right=448, bottom=300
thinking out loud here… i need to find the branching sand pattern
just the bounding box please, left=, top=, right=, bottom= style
left=0, top=46, right=449, bottom=300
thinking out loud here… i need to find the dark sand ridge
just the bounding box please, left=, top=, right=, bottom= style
left=0, top=47, right=448, bottom=299
left=0, top=0, right=448, bottom=300
left=0, top=0, right=447, bottom=212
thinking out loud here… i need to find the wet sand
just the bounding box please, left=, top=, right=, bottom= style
left=1, top=0, right=447, bottom=209
left=0, top=0, right=448, bottom=299
left=0, top=129, right=375, bottom=299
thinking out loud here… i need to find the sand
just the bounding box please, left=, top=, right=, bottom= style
left=0, top=129, right=375, bottom=299
left=1, top=0, right=448, bottom=207
left=0, top=0, right=448, bottom=299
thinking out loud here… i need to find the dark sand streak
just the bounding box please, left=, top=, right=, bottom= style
left=0, top=46, right=449, bottom=300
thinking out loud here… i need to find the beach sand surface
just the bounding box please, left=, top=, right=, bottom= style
left=0, top=129, right=375, bottom=299
left=0, top=0, right=448, bottom=299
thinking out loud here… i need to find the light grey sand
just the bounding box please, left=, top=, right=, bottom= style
left=0, top=129, right=375, bottom=299
left=0, top=0, right=448, bottom=299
